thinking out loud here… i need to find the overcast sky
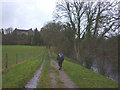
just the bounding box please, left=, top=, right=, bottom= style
left=1, top=0, right=56, bottom=30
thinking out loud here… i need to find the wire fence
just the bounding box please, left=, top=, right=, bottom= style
left=2, top=52, right=41, bottom=69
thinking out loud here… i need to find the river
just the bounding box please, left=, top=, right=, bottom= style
left=82, top=57, right=119, bottom=83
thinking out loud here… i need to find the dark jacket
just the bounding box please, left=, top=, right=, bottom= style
left=57, top=52, right=64, bottom=62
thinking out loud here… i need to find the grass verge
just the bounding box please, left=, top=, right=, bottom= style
left=51, top=48, right=118, bottom=88
left=2, top=48, right=45, bottom=88
left=37, top=49, right=51, bottom=88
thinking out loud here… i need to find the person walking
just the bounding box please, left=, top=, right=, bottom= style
left=57, top=51, right=64, bottom=70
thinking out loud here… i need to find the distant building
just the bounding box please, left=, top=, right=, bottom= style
left=14, top=28, right=34, bottom=35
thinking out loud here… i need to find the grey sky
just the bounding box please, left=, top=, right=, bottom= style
left=1, top=0, right=56, bottom=30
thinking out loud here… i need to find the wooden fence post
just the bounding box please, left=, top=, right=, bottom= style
left=16, top=53, right=18, bottom=64
left=6, top=53, right=8, bottom=68
left=23, top=54, right=24, bottom=61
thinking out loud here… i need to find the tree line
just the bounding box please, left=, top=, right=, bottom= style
left=1, top=27, right=44, bottom=46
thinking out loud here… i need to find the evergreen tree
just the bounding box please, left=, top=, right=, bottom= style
left=33, top=28, right=40, bottom=45
left=2, top=29, right=4, bottom=35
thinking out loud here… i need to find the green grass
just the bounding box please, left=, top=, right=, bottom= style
left=51, top=48, right=118, bottom=88
left=50, top=47, right=57, bottom=61
left=37, top=49, right=51, bottom=88
left=2, top=45, right=44, bottom=68
left=63, top=60, right=118, bottom=88
left=37, top=48, right=64, bottom=88
left=2, top=48, right=45, bottom=88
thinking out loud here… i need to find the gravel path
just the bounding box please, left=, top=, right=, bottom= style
left=24, top=49, right=78, bottom=89
left=24, top=57, right=45, bottom=88
left=49, top=50, right=78, bottom=88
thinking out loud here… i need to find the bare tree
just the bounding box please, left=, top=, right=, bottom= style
left=85, top=1, right=120, bottom=38
left=5, top=27, right=13, bottom=34
left=54, top=0, right=119, bottom=61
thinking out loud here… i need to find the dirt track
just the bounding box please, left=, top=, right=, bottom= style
left=49, top=50, right=78, bottom=88
left=24, top=50, right=78, bottom=89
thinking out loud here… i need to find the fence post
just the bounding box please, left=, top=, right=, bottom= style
left=23, top=54, right=24, bottom=61
left=16, top=53, right=18, bottom=64
left=6, top=53, right=8, bottom=68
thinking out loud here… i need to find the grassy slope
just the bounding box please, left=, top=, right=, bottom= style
left=37, top=49, right=51, bottom=88
left=2, top=45, right=43, bottom=68
left=2, top=48, right=45, bottom=88
left=51, top=47, right=118, bottom=88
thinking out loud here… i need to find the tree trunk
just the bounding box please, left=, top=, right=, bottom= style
left=74, top=39, right=80, bottom=61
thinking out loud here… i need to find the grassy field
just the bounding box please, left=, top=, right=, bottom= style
left=2, top=45, right=44, bottom=68
left=50, top=47, right=118, bottom=88
left=2, top=48, right=45, bottom=88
